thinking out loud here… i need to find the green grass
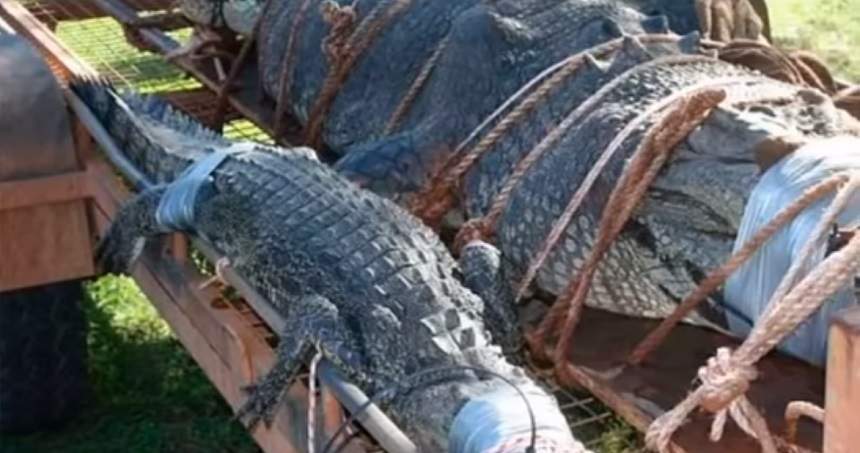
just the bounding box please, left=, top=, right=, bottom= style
left=2, top=2, right=855, bottom=452
left=770, top=0, right=860, bottom=82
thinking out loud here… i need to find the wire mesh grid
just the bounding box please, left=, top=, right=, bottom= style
left=543, top=377, right=641, bottom=451
left=13, top=1, right=643, bottom=450
left=20, top=0, right=270, bottom=142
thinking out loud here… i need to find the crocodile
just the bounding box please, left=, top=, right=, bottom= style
left=170, top=0, right=854, bottom=364
left=455, top=40, right=860, bottom=365
left=252, top=0, right=853, bottom=364
left=71, top=79, right=585, bottom=452
left=254, top=0, right=765, bottom=157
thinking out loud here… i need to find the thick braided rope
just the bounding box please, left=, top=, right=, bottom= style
left=627, top=174, right=849, bottom=365
left=459, top=75, right=775, bottom=255
left=513, top=72, right=759, bottom=306
left=716, top=39, right=843, bottom=95
left=739, top=175, right=860, bottom=359
left=790, top=51, right=835, bottom=93
left=646, top=174, right=860, bottom=453
left=523, top=83, right=797, bottom=348
left=408, top=42, right=621, bottom=224
left=307, top=352, right=324, bottom=453
left=273, top=0, right=314, bottom=138
left=717, top=39, right=805, bottom=85
left=785, top=401, right=825, bottom=444
left=452, top=54, right=730, bottom=250
left=530, top=89, right=727, bottom=372
left=384, top=36, right=450, bottom=135
left=410, top=35, right=689, bottom=225
left=304, top=0, right=413, bottom=148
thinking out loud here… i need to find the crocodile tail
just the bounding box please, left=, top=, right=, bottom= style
left=69, top=76, right=228, bottom=183
left=69, top=76, right=227, bottom=145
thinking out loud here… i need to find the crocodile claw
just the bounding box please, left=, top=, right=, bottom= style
left=235, top=380, right=284, bottom=429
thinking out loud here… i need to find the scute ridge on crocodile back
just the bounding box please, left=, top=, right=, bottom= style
left=272, top=3, right=856, bottom=362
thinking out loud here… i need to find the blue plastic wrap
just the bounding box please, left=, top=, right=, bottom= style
left=155, top=149, right=237, bottom=232
left=724, top=136, right=860, bottom=366
left=448, top=384, right=585, bottom=452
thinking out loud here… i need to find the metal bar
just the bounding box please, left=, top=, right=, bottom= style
left=318, top=361, right=418, bottom=453
left=67, top=94, right=152, bottom=190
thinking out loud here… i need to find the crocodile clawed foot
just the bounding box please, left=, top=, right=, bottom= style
left=235, top=375, right=287, bottom=429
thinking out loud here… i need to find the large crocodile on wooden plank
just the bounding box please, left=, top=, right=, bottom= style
left=71, top=79, right=586, bottom=452
left=255, top=0, right=857, bottom=365
left=448, top=44, right=860, bottom=366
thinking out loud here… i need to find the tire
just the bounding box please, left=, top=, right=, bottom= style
left=0, top=280, right=89, bottom=434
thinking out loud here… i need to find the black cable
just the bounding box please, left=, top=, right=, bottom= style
left=321, top=365, right=538, bottom=453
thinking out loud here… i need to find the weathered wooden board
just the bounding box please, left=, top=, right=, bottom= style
left=0, top=31, right=94, bottom=291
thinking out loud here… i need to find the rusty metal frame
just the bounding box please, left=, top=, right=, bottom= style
left=85, top=0, right=307, bottom=145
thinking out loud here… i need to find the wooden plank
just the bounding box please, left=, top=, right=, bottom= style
left=0, top=202, right=94, bottom=291
left=824, top=306, right=860, bottom=453
left=0, top=171, right=90, bottom=211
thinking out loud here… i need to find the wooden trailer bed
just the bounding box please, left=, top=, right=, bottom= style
left=1, top=1, right=858, bottom=452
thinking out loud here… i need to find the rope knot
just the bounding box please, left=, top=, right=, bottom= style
left=698, top=347, right=757, bottom=413
left=646, top=347, right=774, bottom=453
left=320, top=0, right=356, bottom=63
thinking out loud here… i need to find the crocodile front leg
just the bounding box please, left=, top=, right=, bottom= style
left=96, top=186, right=168, bottom=274
left=236, top=294, right=363, bottom=429
left=459, top=240, right=521, bottom=359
